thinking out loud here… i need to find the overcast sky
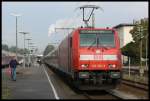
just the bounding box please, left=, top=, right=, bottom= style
left=2, top=2, right=148, bottom=54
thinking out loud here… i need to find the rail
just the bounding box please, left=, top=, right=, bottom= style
left=121, top=79, right=148, bottom=91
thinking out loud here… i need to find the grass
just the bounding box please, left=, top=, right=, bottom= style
left=122, top=73, right=148, bottom=84
left=2, top=86, right=11, bottom=99
left=2, top=71, right=12, bottom=99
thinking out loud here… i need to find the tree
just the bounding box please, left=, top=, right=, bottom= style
left=9, top=46, right=17, bottom=53
left=24, top=48, right=30, bottom=54
left=18, top=48, right=26, bottom=54
left=121, top=42, right=140, bottom=65
left=121, top=18, right=148, bottom=65
left=43, top=44, right=55, bottom=56
left=121, top=42, right=139, bottom=57
left=2, top=43, right=31, bottom=55
left=130, top=18, right=148, bottom=58
left=2, top=44, right=9, bottom=51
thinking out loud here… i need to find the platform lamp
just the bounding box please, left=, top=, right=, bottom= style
left=19, top=32, right=29, bottom=68
left=10, top=13, right=22, bottom=60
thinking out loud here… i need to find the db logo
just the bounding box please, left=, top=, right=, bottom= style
left=96, top=50, right=101, bottom=54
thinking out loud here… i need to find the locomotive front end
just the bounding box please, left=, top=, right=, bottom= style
left=74, top=28, right=122, bottom=89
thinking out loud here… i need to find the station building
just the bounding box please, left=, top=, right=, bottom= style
left=113, top=23, right=135, bottom=64
left=113, top=23, right=135, bottom=48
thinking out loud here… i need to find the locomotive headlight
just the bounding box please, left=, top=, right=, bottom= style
left=81, top=64, right=89, bottom=68
left=109, top=64, right=116, bottom=68
left=112, top=64, right=116, bottom=68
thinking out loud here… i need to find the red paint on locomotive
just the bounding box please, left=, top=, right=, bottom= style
left=44, top=27, right=122, bottom=90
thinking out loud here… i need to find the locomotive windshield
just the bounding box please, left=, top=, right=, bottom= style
left=80, top=30, right=115, bottom=47
left=80, top=34, right=97, bottom=47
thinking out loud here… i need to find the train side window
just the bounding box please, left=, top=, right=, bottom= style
left=70, top=37, right=72, bottom=47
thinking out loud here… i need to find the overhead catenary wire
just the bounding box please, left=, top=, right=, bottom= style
left=52, top=2, right=101, bottom=45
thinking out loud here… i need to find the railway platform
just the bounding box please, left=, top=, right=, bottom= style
left=2, top=63, right=148, bottom=99
left=2, top=63, right=55, bottom=99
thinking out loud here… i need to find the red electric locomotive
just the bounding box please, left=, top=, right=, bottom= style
left=44, top=27, right=122, bottom=90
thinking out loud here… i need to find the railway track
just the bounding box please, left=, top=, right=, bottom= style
left=121, top=79, right=148, bottom=91
left=82, top=89, right=139, bottom=99
left=106, top=89, right=139, bottom=99
left=115, top=80, right=148, bottom=99
left=45, top=64, right=147, bottom=99
left=45, top=64, right=119, bottom=99
left=82, top=90, right=119, bottom=99
left=70, top=81, right=147, bottom=99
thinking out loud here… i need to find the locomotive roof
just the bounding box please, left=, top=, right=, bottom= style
left=77, top=27, right=115, bottom=31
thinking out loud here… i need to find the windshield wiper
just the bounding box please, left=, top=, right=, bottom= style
left=102, top=46, right=108, bottom=50
left=87, top=41, right=96, bottom=49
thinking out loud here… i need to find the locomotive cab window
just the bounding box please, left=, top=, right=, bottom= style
left=80, top=30, right=115, bottom=47
left=80, top=34, right=97, bottom=47
left=98, top=32, right=115, bottom=47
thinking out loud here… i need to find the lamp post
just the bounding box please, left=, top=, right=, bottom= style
left=29, top=45, right=36, bottom=66
left=19, top=32, right=29, bottom=68
left=142, top=28, right=148, bottom=70
left=11, top=13, right=21, bottom=60
left=133, top=22, right=144, bottom=77
left=146, top=33, right=148, bottom=70
left=31, top=46, right=38, bottom=64
left=26, top=38, right=32, bottom=68
left=129, top=56, right=131, bottom=77
left=29, top=43, right=34, bottom=56
left=29, top=45, right=36, bottom=56
left=137, top=24, right=144, bottom=77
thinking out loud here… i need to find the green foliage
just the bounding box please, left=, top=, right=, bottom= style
left=18, top=49, right=25, bottom=54
left=121, top=42, right=139, bottom=57
left=2, top=44, right=9, bottom=51
left=2, top=44, right=30, bottom=55
left=43, top=44, right=55, bottom=56
left=9, top=46, right=17, bottom=53
left=130, top=18, right=149, bottom=58
left=121, top=18, right=148, bottom=59
left=130, top=18, right=148, bottom=43
left=121, top=18, right=148, bottom=65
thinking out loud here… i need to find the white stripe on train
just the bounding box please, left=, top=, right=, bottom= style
left=80, top=54, right=117, bottom=60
